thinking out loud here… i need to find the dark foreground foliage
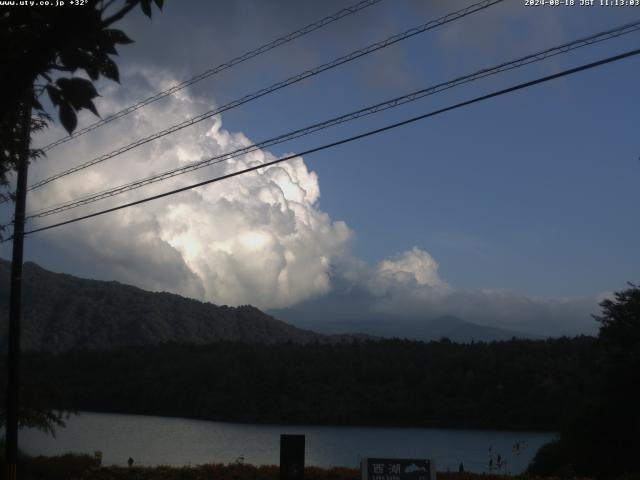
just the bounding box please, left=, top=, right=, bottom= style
left=0, top=454, right=594, bottom=480
left=0, top=0, right=163, bottom=207
left=0, top=451, right=95, bottom=480
left=528, top=284, right=640, bottom=478
left=84, top=464, right=360, bottom=480
left=11, top=336, right=598, bottom=431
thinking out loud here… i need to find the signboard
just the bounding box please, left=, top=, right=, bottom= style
left=361, top=458, right=435, bottom=480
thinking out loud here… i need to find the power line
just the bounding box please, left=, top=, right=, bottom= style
left=38, top=0, right=386, bottom=153
left=26, top=0, right=504, bottom=192
left=5, top=47, right=637, bottom=242
left=28, top=0, right=502, bottom=191
left=23, top=20, right=640, bottom=221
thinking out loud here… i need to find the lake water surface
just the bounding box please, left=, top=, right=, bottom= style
left=20, top=412, right=555, bottom=474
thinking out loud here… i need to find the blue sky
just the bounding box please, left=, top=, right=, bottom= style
left=2, top=0, right=639, bottom=335
left=121, top=0, right=639, bottom=297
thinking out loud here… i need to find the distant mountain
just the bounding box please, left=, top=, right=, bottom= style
left=0, top=260, right=351, bottom=352
left=268, top=274, right=540, bottom=342
left=272, top=315, right=540, bottom=343
left=270, top=306, right=540, bottom=343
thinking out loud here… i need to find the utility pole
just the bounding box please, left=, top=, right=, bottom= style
left=5, top=90, right=32, bottom=480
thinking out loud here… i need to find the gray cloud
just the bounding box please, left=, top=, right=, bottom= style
left=302, top=246, right=603, bottom=337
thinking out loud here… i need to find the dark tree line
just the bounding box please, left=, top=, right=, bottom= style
left=9, top=336, right=598, bottom=431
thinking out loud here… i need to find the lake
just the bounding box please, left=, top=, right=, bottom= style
left=20, top=412, right=555, bottom=474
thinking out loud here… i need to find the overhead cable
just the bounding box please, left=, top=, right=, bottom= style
left=24, top=20, right=640, bottom=220
left=26, top=0, right=504, bottom=192
left=39, top=0, right=386, bottom=153
left=4, top=47, right=636, bottom=241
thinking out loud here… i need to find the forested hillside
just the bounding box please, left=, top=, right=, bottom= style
left=0, top=260, right=331, bottom=351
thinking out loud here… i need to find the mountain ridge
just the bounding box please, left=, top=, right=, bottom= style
left=0, top=259, right=335, bottom=352
left=1, top=259, right=537, bottom=352
left=270, top=303, right=541, bottom=343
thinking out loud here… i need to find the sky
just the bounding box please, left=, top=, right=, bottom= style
left=2, top=0, right=639, bottom=336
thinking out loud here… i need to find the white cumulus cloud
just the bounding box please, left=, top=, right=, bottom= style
left=376, top=246, right=449, bottom=290
left=27, top=69, right=352, bottom=309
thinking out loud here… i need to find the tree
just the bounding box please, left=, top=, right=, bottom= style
left=0, top=377, right=69, bottom=437
left=0, top=0, right=163, bottom=439
left=590, top=283, right=640, bottom=475
left=529, top=283, right=640, bottom=477
left=0, top=0, right=163, bottom=203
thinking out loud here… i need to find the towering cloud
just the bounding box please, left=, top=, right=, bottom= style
left=21, top=69, right=602, bottom=336
left=28, top=72, right=353, bottom=308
